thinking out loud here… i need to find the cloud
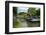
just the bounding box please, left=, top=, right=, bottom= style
left=17, top=7, right=28, bottom=13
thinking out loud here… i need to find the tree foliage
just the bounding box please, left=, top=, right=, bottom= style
left=36, top=9, right=40, bottom=16
left=28, top=7, right=40, bottom=16
left=13, top=7, right=17, bottom=16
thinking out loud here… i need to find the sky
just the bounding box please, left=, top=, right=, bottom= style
left=17, top=7, right=39, bottom=13
left=17, top=7, right=28, bottom=13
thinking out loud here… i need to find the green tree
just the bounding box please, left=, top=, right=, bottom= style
left=19, top=12, right=26, bottom=15
left=28, top=7, right=36, bottom=16
left=36, top=8, right=40, bottom=16
left=18, top=12, right=27, bottom=19
left=28, top=8, right=40, bottom=16
left=13, top=7, right=17, bottom=16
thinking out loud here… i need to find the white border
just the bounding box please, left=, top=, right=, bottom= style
left=9, top=3, right=43, bottom=32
